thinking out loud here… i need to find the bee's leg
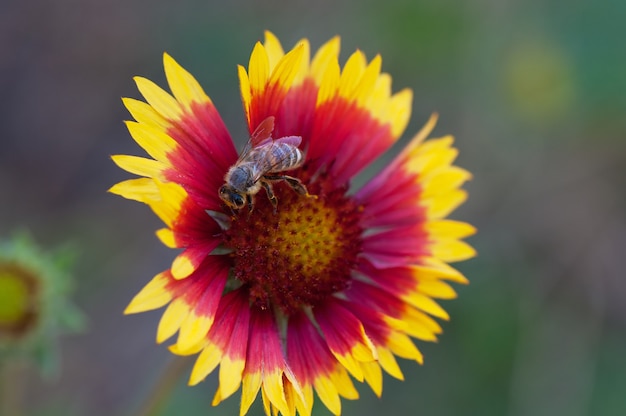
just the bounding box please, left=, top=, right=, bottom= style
left=246, top=194, right=255, bottom=215
left=265, top=175, right=313, bottom=198
left=261, top=180, right=278, bottom=213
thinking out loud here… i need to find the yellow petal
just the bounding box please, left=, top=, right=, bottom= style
left=282, top=366, right=306, bottom=408
left=408, top=306, right=444, bottom=334
left=414, top=260, right=470, bottom=284
left=248, top=42, right=270, bottom=94
left=421, top=166, right=472, bottom=198
left=263, top=30, right=285, bottom=72
left=367, top=73, right=392, bottom=117
left=338, top=50, right=366, bottom=99
left=169, top=339, right=205, bottom=356
left=238, top=64, right=252, bottom=124
left=177, top=312, right=214, bottom=352
left=122, top=97, right=169, bottom=130
left=288, top=381, right=312, bottom=416
left=171, top=252, right=195, bottom=280
left=418, top=279, right=458, bottom=299
left=377, top=347, right=404, bottom=380
left=409, top=137, right=457, bottom=175
left=163, top=52, right=211, bottom=109
left=330, top=349, right=361, bottom=380
left=291, top=38, right=311, bottom=85
left=316, top=57, right=341, bottom=106
left=282, top=380, right=296, bottom=416
left=425, top=220, right=477, bottom=239
left=125, top=120, right=178, bottom=163
left=401, top=307, right=441, bottom=341
left=414, top=134, right=453, bottom=158
left=189, top=343, right=222, bottom=386
left=108, top=178, right=160, bottom=204
left=430, top=239, right=477, bottom=263
left=355, top=54, right=382, bottom=107
left=423, top=189, right=468, bottom=219
left=388, top=88, right=413, bottom=138
left=156, top=228, right=177, bottom=248
left=262, top=370, right=289, bottom=416
left=150, top=180, right=187, bottom=228
left=313, top=375, right=341, bottom=416
left=134, top=76, right=182, bottom=121
left=218, top=356, right=245, bottom=401
left=385, top=331, right=424, bottom=364
left=124, top=272, right=172, bottom=314
left=156, top=298, right=189, bottom=343
left=311, top=36, right=341, bottom=86
left=268, top=42, right=306, bottom=92
left=353, top=326, right=378, bottom=362
left=407, top=293, right=450, bottom=320
left=330, top=366, right=358, bottom=400
left=361, top=361, right=383, bottom=397
left=240, top=371, right=262, bottom=416
left=111, top=154, right=167, bottom=178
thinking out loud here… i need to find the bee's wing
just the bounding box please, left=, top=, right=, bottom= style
left=238, top=116, right=276, bottom=162
left=273, top=135, right=302, bottom=147
left=250, top=116, right=276, bottom=146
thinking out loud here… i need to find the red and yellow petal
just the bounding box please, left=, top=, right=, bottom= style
left=313, top=299, right=378, bottom=382
left=110, top=154, right=167, bottom=180
left=185, top=289, right=251, bottom=402
left=239, top=39, right=308, bottom=130
left=346, top=280, right=442, bottom=344
left=163, top=53, right=212, bottom=112
left=346, top=299, right=424, bottom=373
left=239, top=310, right=304, bottom=416
left=126, top=255, right=229, bottom=350
left=287, top=311, right=358, bottom=416
left=124, top=270, right=173, bottom=314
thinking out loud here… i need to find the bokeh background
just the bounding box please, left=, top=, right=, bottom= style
left=1, top=0, right=625, bottom=415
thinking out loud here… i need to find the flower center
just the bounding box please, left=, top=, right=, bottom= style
left=0, top=263, right=39, bottom=338
left=223, top=175, right=362, bottom=314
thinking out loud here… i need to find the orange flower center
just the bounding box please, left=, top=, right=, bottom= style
left=223, top=175, right=362, bottom=314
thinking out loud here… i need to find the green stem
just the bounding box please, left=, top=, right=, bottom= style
left=133, top=357, right=192, bottom=416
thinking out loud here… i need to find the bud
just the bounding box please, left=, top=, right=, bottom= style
left=0, top=233, right=84, bottom=377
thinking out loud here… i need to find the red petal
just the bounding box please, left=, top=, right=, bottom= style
left=287, top=310, right=335, bottom=383
left=245, top=309, right=285, bottom=374
left=361, top=225, right=429, bottom=268
left=166, top=255, right=229, bottom=317
left=307, top=99, right=396, bottom=185
left=165, top=101, right=238, bottom=210
left=208, top=289, right=251, bottom=360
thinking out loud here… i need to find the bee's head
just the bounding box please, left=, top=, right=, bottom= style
left=219, top=185, right=246, bottom=209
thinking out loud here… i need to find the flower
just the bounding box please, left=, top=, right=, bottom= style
left=111, top=31, right=475, bottom=416
left=0, top=233, right=83, bottom=377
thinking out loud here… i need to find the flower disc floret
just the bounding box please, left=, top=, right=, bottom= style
left=223, top=176, right=362, bottom=313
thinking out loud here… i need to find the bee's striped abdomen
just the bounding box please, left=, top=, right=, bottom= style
left=269, top=142, right=303, bottom=172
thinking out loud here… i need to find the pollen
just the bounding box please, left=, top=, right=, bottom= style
left=223, top=177, right=363, bottom=314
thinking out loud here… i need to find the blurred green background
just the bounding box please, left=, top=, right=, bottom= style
left=1, top=0, right=625, bottom=415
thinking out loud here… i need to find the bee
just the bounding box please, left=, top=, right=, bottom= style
left=219, top=116, right=310, bottom=212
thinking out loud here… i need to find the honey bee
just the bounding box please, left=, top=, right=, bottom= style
left=219, top=116, right=310, bottom=212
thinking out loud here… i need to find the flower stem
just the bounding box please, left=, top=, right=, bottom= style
left=133, top=357, right=192, bottom=416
